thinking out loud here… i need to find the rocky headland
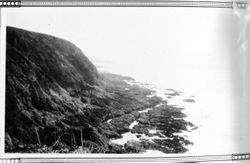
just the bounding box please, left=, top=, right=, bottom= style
left=5, top=26, right=195, bottom=153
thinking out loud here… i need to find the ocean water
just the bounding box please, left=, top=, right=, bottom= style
left=165, top=89, right=238, bottom=155
left=108, top=77, right=239, bottom=155
left=145, top=81, right=239, bottom=155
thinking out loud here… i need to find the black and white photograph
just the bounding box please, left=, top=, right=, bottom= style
left=1, top=6, right=250, bottom=156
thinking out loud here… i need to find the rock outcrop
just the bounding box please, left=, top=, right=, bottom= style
left=5, top=27, right=194, bottom=154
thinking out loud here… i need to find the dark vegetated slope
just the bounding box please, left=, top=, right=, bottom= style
left=5, top=27, right=192, bottom=154
left=5, top=27, right=156, bottom=153
left=5, top=26, right=110, bottom=152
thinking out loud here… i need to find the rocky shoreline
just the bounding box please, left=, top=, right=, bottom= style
left=7, top=73, right=195, bottom=154
left=106, top=79, right=195, bottom=154
left=5, top=27, right=196, bottom=154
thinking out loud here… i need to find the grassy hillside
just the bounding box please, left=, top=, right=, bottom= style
left=5, top=27, right=193, bottom=153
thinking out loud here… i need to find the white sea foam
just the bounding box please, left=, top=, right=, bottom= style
left=107, top=119, right=112, bottom=123
left=129, top=121, right=139, bottom=129
left=111, top=80, right=238, bottom=154
left=138, top=108, right=152, bottom=113
left=110, top=132, right=140, bottom=145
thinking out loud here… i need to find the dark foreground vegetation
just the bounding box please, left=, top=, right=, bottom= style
left=5, top=26, right=194, bottom=153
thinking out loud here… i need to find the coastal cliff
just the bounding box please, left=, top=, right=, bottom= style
left=5, top=27, right=194, bottom=153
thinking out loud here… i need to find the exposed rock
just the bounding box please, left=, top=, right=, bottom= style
left=131, top=125, right=149, bottom=135
left=183, top=99, right=195, bottom=103
left=110, top=114, right=135, bottom=133
left=108, top=143, right=125, bottom=153
left=153, top=138, right=188, bottom=153
left=147, top=96, right=163, bottom=107
left=138, top=113, right=150, bottom=124
left=131, top=111, right=140, bottom=119
left=5, top=26, right=195, bottom=154
left=124, top=140, right=144, bottom=153
left=111, top=110, right=125, bottom=117
left=165, top=89, right=182, bottom=97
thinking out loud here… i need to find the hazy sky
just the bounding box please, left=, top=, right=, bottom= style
left=4, top=7, right=235, bottom=94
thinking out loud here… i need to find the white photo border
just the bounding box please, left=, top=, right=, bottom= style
left=0, top=1, right=250, bottom=162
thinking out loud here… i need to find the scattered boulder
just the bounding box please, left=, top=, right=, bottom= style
left=131, top=111, right=140, bottom=119
left=183, top=99, right=195, bottom=103
left=110, top=114, right=135, bottom=133
left=138, top=113, right=149, bottom=124
left=124, top=140, right=144, bottom=153
left=108, top=143, right=125, bottom=153
left=148, top=96, right=163, bottom=107
left=131, top=125, right=149, bottom=135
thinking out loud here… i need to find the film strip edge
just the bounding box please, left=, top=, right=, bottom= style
left=234, top=0, right=249, bottom=9
left=0, top=153, right=250, bottom=162
left=0, top=1, right=20, bottom=7
left=1, top=0, right=234, bottom=8
left=0, top=0, right=249, bottom=163
left=232, top=153, right=250, bottom=161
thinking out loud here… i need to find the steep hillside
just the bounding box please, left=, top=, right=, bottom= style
left=5, top=27, right=109, bottom=152
left=5, top=27, right=194, bottom=153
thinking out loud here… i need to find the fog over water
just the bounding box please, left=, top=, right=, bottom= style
left=5, top=7, right=249, bottom=154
